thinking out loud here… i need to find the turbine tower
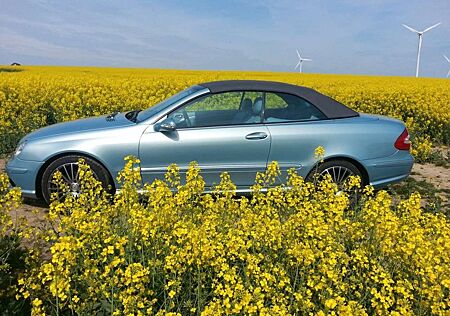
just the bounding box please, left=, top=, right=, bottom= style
left=295, top=50, right=312, bottom=73
left=444, top=54, right=450, bottom=78
left=402, top=22, right=441, bottom=77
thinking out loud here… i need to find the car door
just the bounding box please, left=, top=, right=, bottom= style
left=139, top=91, right=271, bottom=190
left=263, top=91, right=328, bottom=183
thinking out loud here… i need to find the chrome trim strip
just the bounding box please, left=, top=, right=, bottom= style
left=371, top=161, right=413, bottom=168
left=370, top=174, right=410, bottom=187
left=277, top=163, right=303, bottom=170
left=19, top=189, right=37, bottom=199
left=140, top=164, right=267, bottom=173
left=6, top=167, right=28, bottom=174
left=140, top=163, right=301, bottom=174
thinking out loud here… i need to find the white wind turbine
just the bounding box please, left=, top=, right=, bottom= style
left=294, top=50, right=312, bottom=73
left=402, top=22, right=441, bottom=77
left=444, top=54, right=450, bottom=78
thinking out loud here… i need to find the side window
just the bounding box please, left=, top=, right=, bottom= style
left=187, top=92, right=242, bottom=112
left=265, top=93, right=288, bottom=109
left=169, top=91, right=264, bottom=128
left=263, top=92, right=326, bottom=123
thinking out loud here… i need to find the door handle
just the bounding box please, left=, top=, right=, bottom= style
left=245, top=132, right=268, bottom=140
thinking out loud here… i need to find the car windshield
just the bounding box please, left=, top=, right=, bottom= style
left=137, top=85, right=204, bottom=122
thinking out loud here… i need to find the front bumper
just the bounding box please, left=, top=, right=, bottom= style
left=5, top=157, right=44, bottom=199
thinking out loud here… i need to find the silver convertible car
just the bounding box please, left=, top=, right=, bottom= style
left=6, top=80, right=413, bottom=204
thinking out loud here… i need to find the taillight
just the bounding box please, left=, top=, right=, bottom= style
left=394, top=128, right=411, bottom=150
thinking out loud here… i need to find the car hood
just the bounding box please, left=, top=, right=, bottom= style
left=23, top=113, right=135, bottom=142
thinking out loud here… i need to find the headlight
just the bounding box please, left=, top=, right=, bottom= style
left=14, top=141, right=27, bottom=157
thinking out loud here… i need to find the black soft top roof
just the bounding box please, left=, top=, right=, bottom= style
left=199, top=80, right=358, bottom=119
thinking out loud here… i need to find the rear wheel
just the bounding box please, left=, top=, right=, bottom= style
left=41, top=155, right=112, bottom=204
left=307, top=160, right=364, bottom=188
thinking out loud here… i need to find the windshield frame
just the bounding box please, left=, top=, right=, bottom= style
left=137, top=85, right=206, bottom=123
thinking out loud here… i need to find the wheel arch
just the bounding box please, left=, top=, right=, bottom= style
left=35, top=151, right=116, bottom=199
left=306, top=155, right=370, bottom=186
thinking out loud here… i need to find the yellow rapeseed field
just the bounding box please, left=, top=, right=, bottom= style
left=1, top=66, right=449, bottom=157
left=1, top=66, right=450, bottom=315
left=2, top=157, right=448, bottom=315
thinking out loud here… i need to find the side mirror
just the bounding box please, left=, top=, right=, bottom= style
left=154, top=117, right=177, bottom=132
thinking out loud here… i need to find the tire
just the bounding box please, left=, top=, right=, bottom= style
left=41, top=155, right=113, bottom=204
left=306, top=159, right=364, bottom=187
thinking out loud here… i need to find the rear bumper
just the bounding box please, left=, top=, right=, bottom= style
left=370, top=173, right=410, bottom=188
left=363, top=151, right=414, bottom=188
left=5, top=157, right=44, bottom=199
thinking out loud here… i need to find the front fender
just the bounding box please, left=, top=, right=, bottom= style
left=19, top=124, right=147, bottom=188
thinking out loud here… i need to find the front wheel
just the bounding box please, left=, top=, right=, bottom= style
left=41, top=155, right=113, bottom=204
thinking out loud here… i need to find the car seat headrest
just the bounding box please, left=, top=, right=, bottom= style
left=252, top=97, right=263, bottom=115
left=241, top=98, right=253, bottom=112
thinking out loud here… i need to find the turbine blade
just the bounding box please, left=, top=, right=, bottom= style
left=295, top=61, right=301, bottom=69
left=296, top=50, right=301, bottom=59
left=402, top=24, right=419, bottom=33
left=443, top=54, right=450, bottom=63
left=422, top=22, right=441, bottom=33
left=447, top=69, right=450, bottom=78
left=302, top=58, right=312, bottom=61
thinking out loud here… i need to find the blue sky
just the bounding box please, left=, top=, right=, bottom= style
left=1, top=0, right=449, bottom=77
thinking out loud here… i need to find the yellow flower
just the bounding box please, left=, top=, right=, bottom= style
left=314, top=146, right=325, bottom=161
left=2, top=88, right=447, bottom=316
left=325, top=298, right=337, bottom=309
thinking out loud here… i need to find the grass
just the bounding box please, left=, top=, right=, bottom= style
left=387, top=177, right=450, bottom=217
left=426, top=149, right=450, bottom=167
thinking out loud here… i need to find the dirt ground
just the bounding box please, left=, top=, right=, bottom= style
left=411, top=163, right=450, bottom=191
left=1, top=156, right=449, bottom=225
